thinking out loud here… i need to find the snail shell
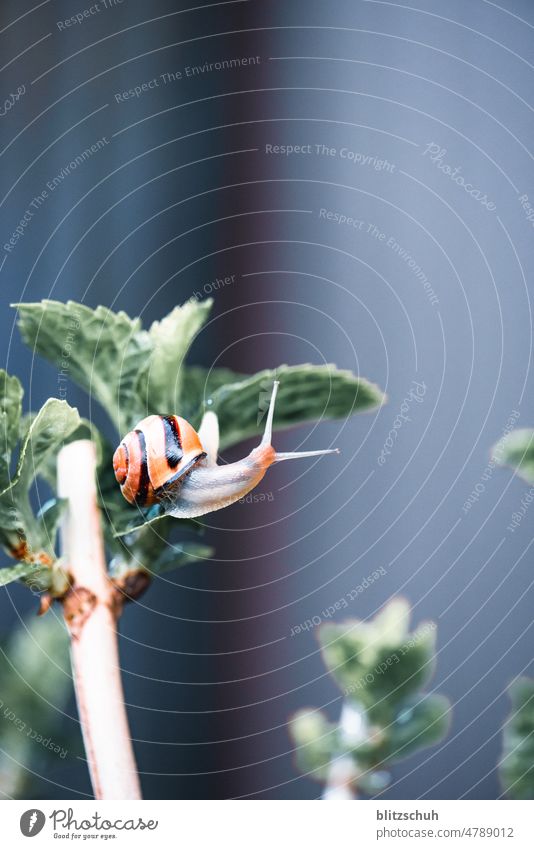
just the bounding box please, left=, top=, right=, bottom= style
left=112, top=414, right=206, bottom=506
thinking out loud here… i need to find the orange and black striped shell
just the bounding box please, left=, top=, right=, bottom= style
left=113, top=415, right=206, bottom=506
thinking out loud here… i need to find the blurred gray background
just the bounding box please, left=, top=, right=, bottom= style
left=1, top=0, right=533, bottom=799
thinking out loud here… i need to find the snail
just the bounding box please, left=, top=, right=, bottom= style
left=113, top=381, right=339, bottom=519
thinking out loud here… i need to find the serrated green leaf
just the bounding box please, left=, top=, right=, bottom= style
left=14, top=299, right=215, bottom=436
left=0, top=398, right=80, bottom=568
left=206, top=365, right=385, bottom=451
left=0, top=371, right=23, bottom=487
left=500, top=677, right=534, bottom=799
left=494, top=429, right=534, bottom=484
left=4, top=399, right=81, bottom=495
left=14, top=300, right=151, bottom=433
left=142, top=299, right=213, bottom=414
left=0, top=370, right=25, bottom=563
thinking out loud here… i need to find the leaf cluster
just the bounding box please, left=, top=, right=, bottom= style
left=0, top=297, right=384, bottom=591
left=500, top=677, right=534, bottom=799
left=0, top=370, right=80, bottom=593
left=288, top=598, right=450, bottom=795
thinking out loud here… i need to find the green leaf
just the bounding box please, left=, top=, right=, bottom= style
left=205, top=365, right=385, bottom=451
left=500, top=677, right=534, bottom=799
left=0, top=562, right=42, bottom=587
left=14, top=299, right=214, bottom=436
left=0, top=371, right=23, bottom=487
left=371, top=597, right=411, bottom=646
left=110, top=508, right=170, bottom=538
left=355, top=695, right=450, bottom=769
left=142, top=299, right=213, bottom=414
left=364, top=629, right=437, bottom=724
left=13, top=300, right=151, bottom=433
left=319, top=623, right=373, bottom=694
left=150, top=541, right=213, bottom=575
left=288, top=709, right=338, bottom=782
left=36, top=499, right=66, bottom=552
left=181, top=365, right=244, bottom=416
left=109, top=505, right=212, bottom=576
left=386, top=695, right=450, bottom=760
left=0, top=371, right=26, bottom=558
left=0, top=398, right=80, bottom=568
left=494, top=429, right=534, bottom=484
left=5, top=399, right=81, bottom=494
left=37, top=420, right=101, bottom=490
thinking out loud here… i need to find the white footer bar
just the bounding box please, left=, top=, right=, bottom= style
left=3, top=799, right=532, bottom=848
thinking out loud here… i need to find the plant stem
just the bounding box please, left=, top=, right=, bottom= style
left=57, top=439, right=141, bottom=800
left=322, top=702, right=367, bottom=800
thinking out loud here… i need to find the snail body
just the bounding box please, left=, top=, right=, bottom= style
left=113, top=382, right=338, bottom=519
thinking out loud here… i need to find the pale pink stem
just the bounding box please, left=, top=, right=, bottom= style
left=58, top=439, right=141, bottom=800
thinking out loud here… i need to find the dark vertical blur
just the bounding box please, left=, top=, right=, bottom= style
left=1, top=0, right=534, bottom=800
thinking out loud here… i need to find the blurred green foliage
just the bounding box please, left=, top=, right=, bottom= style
left=493, top=429, right=534, bottom=484
left=289, top=599, right=450, bottom=797
left=494, top=433, right=534, bottom=798
left=0, top=615, right=74, bottom=799
left=500, top=677, right=534, bottom=799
